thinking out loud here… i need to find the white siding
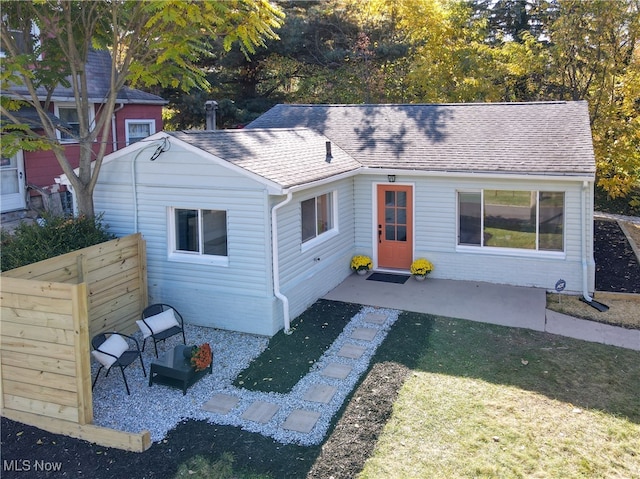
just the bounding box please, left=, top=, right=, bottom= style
left=94, top=143, right=280, bottom=335
left=275, top=179, right=356, bottom=319
left=95, top=139, right=594, bottom=336
left=354, top=174, right=594, bottom=293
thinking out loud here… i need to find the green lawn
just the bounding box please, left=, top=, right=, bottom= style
left=360, top=317, right=640, bottom=479
left=173, top=305, right=640, bottom=478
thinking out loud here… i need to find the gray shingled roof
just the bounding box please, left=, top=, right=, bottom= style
left=246, top=102, right=596, bottom=177
left=5, top=50, right=165, bottom=104
left=167, top=128, right=361, bottom=189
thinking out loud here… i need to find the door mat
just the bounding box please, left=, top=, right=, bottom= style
left=366, top=273, right=410, bottom=284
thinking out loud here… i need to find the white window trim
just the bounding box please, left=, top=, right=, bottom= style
left=54, top=102, right=95, bottom=143
left=300, top=190, right=339, bottom=252
left=167, top=207, right=229, bottom=266
left=125, top=119, right=156, bottom=146
left=455, top=189, right=566, bottom=257
left=0, top=22, right=40, bottom=58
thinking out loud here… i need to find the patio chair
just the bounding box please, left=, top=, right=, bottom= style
left=137, top=303, right=186, bottom=357
left=91, top=332, right=146, bottom=395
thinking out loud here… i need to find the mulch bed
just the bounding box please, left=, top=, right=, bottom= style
left=594, top=220, right=640, bottom=293
left=2, top=220, right=638, bottom=479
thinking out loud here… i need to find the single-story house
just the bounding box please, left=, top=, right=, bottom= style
left=61, top=101, right=596, bottom=336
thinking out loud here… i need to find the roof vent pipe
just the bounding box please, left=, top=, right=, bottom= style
left=205, top=100, right=218, bottom=130
left=326, top=141, right=332, bottom=163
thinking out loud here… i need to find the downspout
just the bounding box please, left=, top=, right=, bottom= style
left=112, top=103, right=124, bottom=152
left=271, top=191, right=293, bottom=334
left=581, top=180, right=593, bottom=302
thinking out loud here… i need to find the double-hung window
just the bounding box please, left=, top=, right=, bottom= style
left=458, top=190, right=564, bottom=252
left=301, top=192, right=335, bottom=244
left=170, top=208, right=228, bottom=264
left=55, top=103, right=94, bottom=143
left=125, top=120, right=155, bottom=145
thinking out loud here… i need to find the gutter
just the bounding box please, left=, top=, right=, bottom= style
left=271, top=191, right=293, bottom=334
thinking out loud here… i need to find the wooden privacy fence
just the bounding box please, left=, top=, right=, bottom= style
left=1, top=233, right=151, bottom=452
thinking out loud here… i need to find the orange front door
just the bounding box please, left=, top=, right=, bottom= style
left=377, top=184, right=413, bottom=269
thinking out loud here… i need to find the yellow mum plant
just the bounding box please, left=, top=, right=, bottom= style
left=350, top=255, right=372, bottom=272
left=410, top=258, right=434, bottom=276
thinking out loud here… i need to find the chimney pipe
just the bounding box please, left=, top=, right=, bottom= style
left=205, top=100, right=218, bottom=130
left=326, top=141, right=332, bottom=163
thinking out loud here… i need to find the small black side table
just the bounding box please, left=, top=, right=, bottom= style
left=149, top=345, right=212, bottom=395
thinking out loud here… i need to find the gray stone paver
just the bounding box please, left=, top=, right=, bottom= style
left=364, top=312, right=388, bottom=325
left=351, top=327, right=378, bottom=341
left=202, top=394, right=239, bottom=414
left=283, top=410, right=321, bottom=434
left=321, top=362, right=352, bottom=379
left=241, top=401, right=280, bottom=423
left=337, top=343, right=367, bottom=359
left=303, top=384, right=338, bottom=404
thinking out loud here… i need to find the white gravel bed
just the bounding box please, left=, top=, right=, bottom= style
left=91, top=306, right=399, bottom=446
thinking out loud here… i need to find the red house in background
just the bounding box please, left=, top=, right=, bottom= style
left=1, top=49, right=166, bottom=215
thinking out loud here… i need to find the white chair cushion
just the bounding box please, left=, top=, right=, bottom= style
left=136, top=308, right=179, bottom=339
left=92, top=334, right=129, bottom=369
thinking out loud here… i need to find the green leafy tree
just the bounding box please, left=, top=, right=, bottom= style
left=545, top=0, right=639, bottom=198
left=1, top=0, right=283, bottom=217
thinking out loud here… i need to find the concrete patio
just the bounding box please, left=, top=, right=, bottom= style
left=323, top=273, right=548, bottom=331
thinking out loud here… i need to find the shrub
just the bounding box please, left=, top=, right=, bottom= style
left=1, top=214, right=115, bottom=272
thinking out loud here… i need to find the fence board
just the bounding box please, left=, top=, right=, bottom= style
left=3, top=380, right=79, bottom=407
left=0, top=277, right=78, bottom=298
left=2, top=322, right=76, bottom=346
left=1, top=292, right=74, bottom=315
left=4, top=394, right=80, bottom=422
left=0, top=308, right=74, bottom=330
left=88, top=264, right=140, bottom=295
left=86, top=244, right=139, bottom=271
left=89, top=279, right=141, bottom=308
left=3, top=255, right=78, bottom=281
left=1, top=337, right=77, bottom=361
left=1, top=350, right=76, bottom=376
left=2, top=365, right=78, bottom=392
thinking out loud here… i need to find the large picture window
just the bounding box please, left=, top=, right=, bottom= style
left=301, top=193, right=334, bottom=243
left=172, top=208, right=227, bottom=258
left=458, top=190, right=564, bottom=252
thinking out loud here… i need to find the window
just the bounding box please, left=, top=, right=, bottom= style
left=458, top=190, right=564, bottom=252
left=0, top=23, right=39, bottom=57
left=171, top=208, right=227, bottom=260
left=55, top=103, right=94, bottom=143
left=301, top=193, right=334, bottom=243
left=125, top=120, right=155, bottom=146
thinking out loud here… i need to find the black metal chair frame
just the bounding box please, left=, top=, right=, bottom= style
left=91, top=332, right=146, bottom=395
left=140, top=303, right=187, bottom=357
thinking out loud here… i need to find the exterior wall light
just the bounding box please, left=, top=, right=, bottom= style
left=387, top=175, right=396, bottom=182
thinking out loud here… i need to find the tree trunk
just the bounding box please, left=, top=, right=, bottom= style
left=74, top=184, right=96, bottom=218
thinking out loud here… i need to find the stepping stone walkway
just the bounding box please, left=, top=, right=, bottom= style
left=199, top=307, right=400, bottom=446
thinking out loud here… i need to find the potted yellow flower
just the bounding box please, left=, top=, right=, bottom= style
left=410, top=258, right=434, bottom=281
left=350, top=255, right=372, bottom=275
